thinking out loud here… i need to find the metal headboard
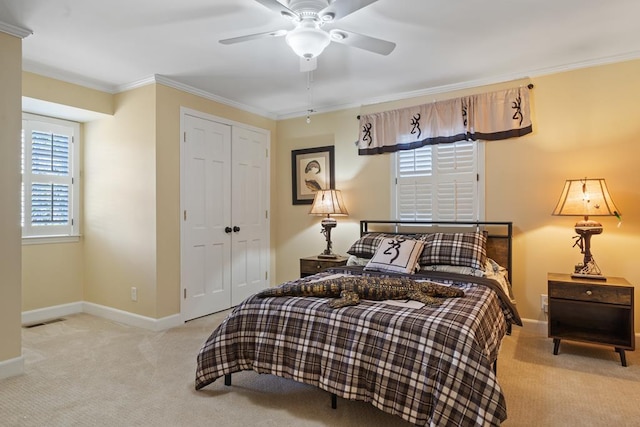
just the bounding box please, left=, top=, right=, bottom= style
left=359, top=220, right=513, bottom=284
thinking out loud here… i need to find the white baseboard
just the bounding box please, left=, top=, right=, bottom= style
left=0, top=356, right=24, bottom=380
left=22, top=302, right=84, bottom=326
left=82, top=302, right=182, bottom=331
left=21, top=301, right=182, bottom=332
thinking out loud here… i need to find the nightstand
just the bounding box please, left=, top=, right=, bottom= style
left=300, top=255, right=348, bottom=277
left=548, top=273, right=635, bottom=366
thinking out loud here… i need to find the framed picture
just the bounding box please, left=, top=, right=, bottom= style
left=291, top=145, right=335, bottom=205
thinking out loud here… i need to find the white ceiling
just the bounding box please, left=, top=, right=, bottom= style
left=2, top=0, right=640, bottom=119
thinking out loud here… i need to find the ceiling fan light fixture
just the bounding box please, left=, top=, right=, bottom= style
left=285, top=25, right=331, bottom=59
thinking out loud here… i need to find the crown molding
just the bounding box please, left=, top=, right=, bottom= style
left=275, top=50, right=640, bottom=120
left=149, top=75, right=277, bottom=120
left=525, top=50, right=640, bottom=79
left=0, top=21, right=32, bottom=39
left=22, top=60, right=117, bottom=93
left=115, top=75, right=276, bottom=120
left=19, top=48, right=640, bottom=122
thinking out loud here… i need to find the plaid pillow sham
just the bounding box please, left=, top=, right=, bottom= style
left=418, top=231, right=488, bottom=270
left=347, top=233, right=424, bottom=258
left=346, top=233, right=396, bottom=258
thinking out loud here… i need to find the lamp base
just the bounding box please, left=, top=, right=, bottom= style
left=318, top=253, right=339, bottom=259
left=572, top=260, right=606, bottom=281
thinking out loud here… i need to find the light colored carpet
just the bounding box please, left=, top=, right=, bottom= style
left=1, top=312, right=639, bottom=426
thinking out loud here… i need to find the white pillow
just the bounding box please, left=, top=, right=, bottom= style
left=346, top=255, right=370, bottom=266
left=364, top=237, right=424, bottom=275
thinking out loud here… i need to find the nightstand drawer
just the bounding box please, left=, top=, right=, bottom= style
left=549, top=281, right=632, bottom=305
left=300, top=256, right=348, bottom=277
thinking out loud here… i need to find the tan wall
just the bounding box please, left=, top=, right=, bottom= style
left=83, top=85, right=158, bottom=317
left=16, top=59, right=640, bottom=330
left=275, top=60, right=640, bottom=328
left=20, top=77, right=278, bottom=320
left=154, top=84, right=277, bottom=317
left=21, top=72, right=101, bottom=313
left=22, top=243, right=84, bottom=311
left=0, top=32, right=23, bottom=362
left=22, top=72, right=113, bottom=115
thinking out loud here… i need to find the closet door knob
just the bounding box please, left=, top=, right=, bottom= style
left=233, top=226, right=240, bottom=233
left=225, top=226, right=232, bottom=233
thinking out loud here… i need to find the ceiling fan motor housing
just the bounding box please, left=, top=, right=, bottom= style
left=287, top=0, right=333, bottom=17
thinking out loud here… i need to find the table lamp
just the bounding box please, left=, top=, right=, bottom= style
left=309, top=189, right=348, bottom=259
left=552, top=178, right=621, bottom=280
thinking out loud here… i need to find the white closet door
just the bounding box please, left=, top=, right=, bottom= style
left=182, top=114, right=232, bottom=320
left=230, top=127, right=269, bottom=305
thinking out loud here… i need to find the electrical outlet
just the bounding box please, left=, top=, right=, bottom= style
left=131, top=287, right=138, bottom=302
left=540, top=294, right=548, bottom=313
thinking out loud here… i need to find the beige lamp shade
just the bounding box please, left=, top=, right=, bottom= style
left=552, top=178, right=620, bottom=218
left=309, top=189, right=349, bottom=217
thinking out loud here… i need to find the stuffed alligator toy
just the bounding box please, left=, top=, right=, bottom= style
left=256, top=276, right=464, bottom=308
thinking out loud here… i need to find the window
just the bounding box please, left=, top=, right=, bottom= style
left=22, top=113, right=80, bottom=240
left=392, top=141, right=484, bottom=221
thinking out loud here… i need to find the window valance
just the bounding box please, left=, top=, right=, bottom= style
left=357, top=86, right=533, bottom=155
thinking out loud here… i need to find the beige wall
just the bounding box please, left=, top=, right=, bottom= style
left=21, top=73, right=98, bottom=312
left=83, top=85, right=158, bottom=317
left=22, top=72, right=113, bottom=115
left=275, top=59, right=640, bottom=326
left=20, top=77, right=278, bottom=321
left=0, top=32, right=23, bottom=363
left=22, top=243, right=84, bottom=311
left=154, top=85, right=277, bottom=317
left=149, top=84, right=281, bottom=318
left=15, top=58, right=640, bottom=331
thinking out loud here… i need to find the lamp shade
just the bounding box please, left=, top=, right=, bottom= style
left=309, top=189, right=348, bottom=216
left=552, top=178, right=620, bottom=217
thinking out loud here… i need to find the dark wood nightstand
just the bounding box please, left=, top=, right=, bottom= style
left=300, top=255, right=348, bottom=277
left=548, top=272, right=635, bottom=366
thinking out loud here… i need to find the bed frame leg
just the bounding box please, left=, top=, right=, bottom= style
left=224, top=374, right=232, bottom=386
left=331, top=393, right=337, bottom=409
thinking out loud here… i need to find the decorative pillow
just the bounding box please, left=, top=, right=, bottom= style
left=364, top=237, right=425, bottom=274
left=419, top=232, right=488, bottom=270
left=346, top=233, right=393, bottom=258
left=420, top=264, right=485, bottom=277
left=347, top=233, right=421, bottom=258
left=346, top=255, right=370, bottom=267
left=484, top=258, right=514, bottom=301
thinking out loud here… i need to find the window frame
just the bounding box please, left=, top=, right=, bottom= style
left=391, top=141, right=485, bottom=221
left=22, top=113, right=80, bottom=244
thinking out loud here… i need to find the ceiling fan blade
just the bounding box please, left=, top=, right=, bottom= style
left=300, top=56, right=317, bottom=72
left=318, top=0, right=379, bottom=22
left=254, top=0, right=298, bottom=19
left=329, top=29, right=395, bottom=55
left=219, top=29, right=288, bottom=45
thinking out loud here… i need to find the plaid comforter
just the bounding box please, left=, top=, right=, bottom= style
left=195, top=268, right=521, bottom=426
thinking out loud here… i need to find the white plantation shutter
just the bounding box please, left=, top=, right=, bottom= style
left=394, top=141, right=483, bottom=221
left=22, top=114, right=79, bottom=238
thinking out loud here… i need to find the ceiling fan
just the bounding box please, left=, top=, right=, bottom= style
left=219, top=0, right=395, bottom=71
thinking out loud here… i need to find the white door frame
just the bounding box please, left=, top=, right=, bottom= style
left=179, top=107, right=270, bottom=322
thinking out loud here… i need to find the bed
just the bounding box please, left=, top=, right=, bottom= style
left=195, top=220, right=521, bottom=426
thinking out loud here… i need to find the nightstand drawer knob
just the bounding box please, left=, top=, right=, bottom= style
left=316, top=264, right=322, bottom=269
left=586, top=290, right=593, bottom=296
